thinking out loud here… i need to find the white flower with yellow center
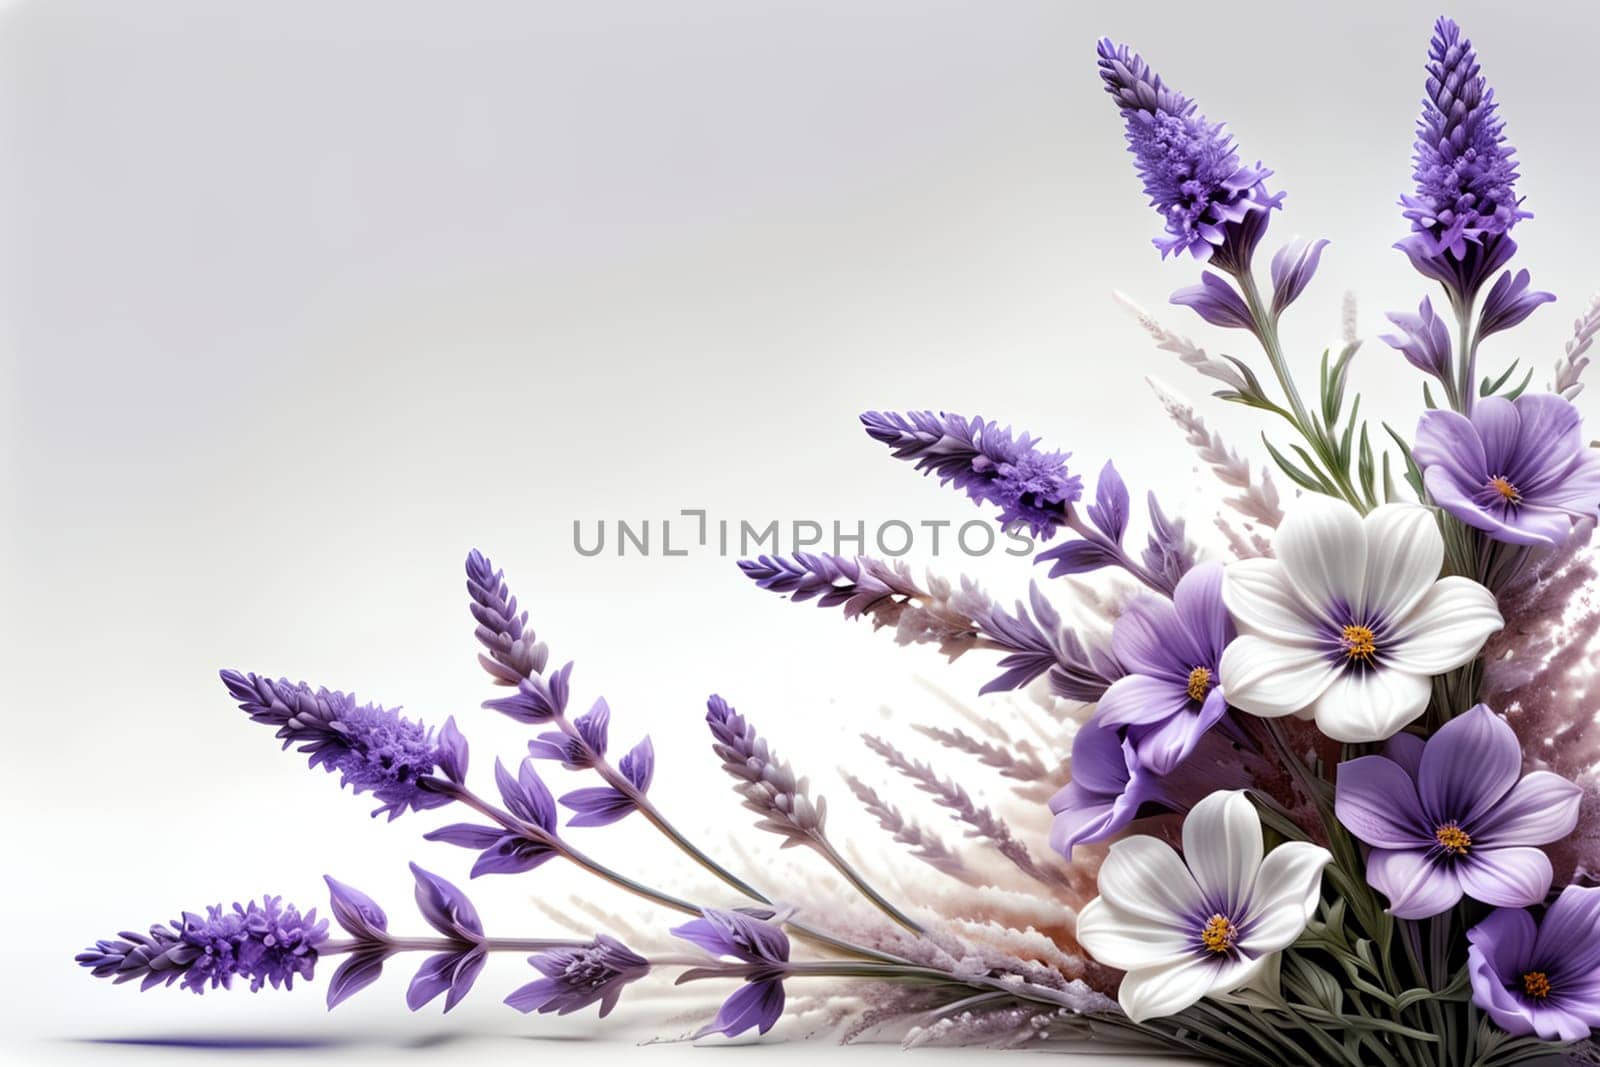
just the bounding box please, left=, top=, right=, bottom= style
left=1075, top=790, right=1332, bottom=1022
left=1217, top=495, right=1503, bottom=743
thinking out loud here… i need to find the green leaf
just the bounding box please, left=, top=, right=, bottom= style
left=1480, top=358, right=1521, bottom=397
left=1358, top=423, right=1377, bottom=505
left=1262, top=435, right=1333, bottom=493
left=1503, top=365, right=1536, bottom=402
left=1384, top=423, right=1426, bottom=499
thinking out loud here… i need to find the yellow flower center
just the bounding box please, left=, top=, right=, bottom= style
left=1200, top=914, right=1236, bottom=955
left=1342, top=624, right=1378, bottom=661
left=1186, top=666, right=1213, bottom=703
left=1434, top=822, right=1472, bottom=855
left=1489, top=475, right=1523, bottom=504
left=1523, top=971, right=1551, bottom=999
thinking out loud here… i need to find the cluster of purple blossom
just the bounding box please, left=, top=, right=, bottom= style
left=78, top=15, right=1600, bottom=1067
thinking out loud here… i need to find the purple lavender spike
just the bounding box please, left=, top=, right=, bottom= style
left=220, top=671, right=460, bottom=820
left=77, top=896, right=327, bottom=995
left=860, top=410, right=1082, bottom=539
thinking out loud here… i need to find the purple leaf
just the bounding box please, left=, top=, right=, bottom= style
left=1269, top=238, right=1329, bottom=316
left=1171, top=271, right=1255, bottom=331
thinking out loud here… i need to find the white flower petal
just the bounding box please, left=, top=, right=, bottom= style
left=1094, top=836, right=1205, bottom=929
left=1117, top=955, right=1257, bottom=1023
left=1074, top=898, right=1195, bottom=972
left=1239, top=842, right=1332, bottom=955
left=1182, top=791, right=1263, bottom=909
left=1381, top=577, right=1504, bottom=676
left=1274, top=494, right=1367, bottom=616
left=1218, top=635, right=1340, bottom=719
left=1221, top=559, right=1324, bottom=645
left=1360, top=504, right=1444, bottom=622
left=1310, top=667, right=1431, bottom=742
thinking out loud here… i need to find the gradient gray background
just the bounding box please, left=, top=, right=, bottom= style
left=5, top=1, right=1599, bottom=1063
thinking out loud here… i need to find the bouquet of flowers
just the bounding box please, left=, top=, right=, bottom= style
left=78, top=16, right=1600, bottom=1066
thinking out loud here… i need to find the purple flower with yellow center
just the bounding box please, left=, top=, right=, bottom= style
left=1094, top=562, right=1234, bottom=775
left=1466, top=886, right=1600, bottom=1042
left=505, top=935, right=650, bottom=1018
left=1413, top=393, right=1600, bottom=548
left=672, top=910, right=790, bottom=1039
left=1335, top=704, right=1581, bottom=920
left=221, top=671, right=467, bottom=820
left=1096, top=38, right=1282, bottom=270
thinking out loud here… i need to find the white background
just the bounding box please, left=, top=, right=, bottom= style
left=4, top=1, right=1599, bottom=1063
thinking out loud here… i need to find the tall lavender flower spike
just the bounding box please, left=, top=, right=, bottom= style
left=77, top=897, right=327, bottom=995
left=1397, top=17, right=1529, bottom=304
left=425, top=758, right=562, bottom=877
left=672, top=910, right=791, bottom=1039
left=505, top=935, right=650, bottom=1018
left=1335, top=705, right=1582, bottom=919
left=706, top=696, right=826, bottom=845
left=1096, top=38, right=1283, bottom=271
left=1467, top=886, right=1600, bottom=1042
left=1413, top=393, right=1600, bottom=548
left=466, top=548, right=549, bottom=685
left=860, top=410, right=1082, bottom=538
left=406, top=863, right=487, bottom=1013
left=221, top=671, right=466, bottom=820
left=739, top=552, right=1120, bottom=701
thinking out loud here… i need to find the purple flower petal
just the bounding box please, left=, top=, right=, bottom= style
left=1086, top=461, right=1130, bottom=543
left=1475, top=771, right=1583, bottom=848
left=326, top=949, right=387, bottom=1010
left=423, top=823, right=507, bottom=849
left=1366, top=848, right=1463, bottom=919
left=1269, top=238, right=1329, bottom=316
left=1382, top=296, right=1453, bottom=379
left=1094, top=674, right=1190, bottom=728
left=1171, top=272, right=1255, bottom=331
left=1334, top=756, right=1431, bottom=849
left=1171, top=562, right=1232, bottom=662
left=560, top=787, right=638, bottom=828
left=495, top=758, right=558, bottom=832
left=1457, top=847, right=1552, bottom=909
left=1417, top=705, right=1520, bottom=829
left=409, top=863, right=482, bottom=942
left=620, top=736, right=654, bottom=792
left=323, top=876, right=388, bottom=940
left=1479, top=269, right=1555, bottom=339
left=1125, top=687, right=1227, bottom=776
left=698, top=978, right=787, bottom=1039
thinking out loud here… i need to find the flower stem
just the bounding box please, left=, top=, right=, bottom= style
left=442, top=782, right=911, bottom=965
left=810, top=836, right=924, bottom=935
left=1063, top=512, right=1171, bottom=596
left=549, top=713, right=924, bottom=944
left=1231, top=267, right=1369, bottom=512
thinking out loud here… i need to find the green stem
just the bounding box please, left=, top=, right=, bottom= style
left=1231, top=268, right=1368, bottom=511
